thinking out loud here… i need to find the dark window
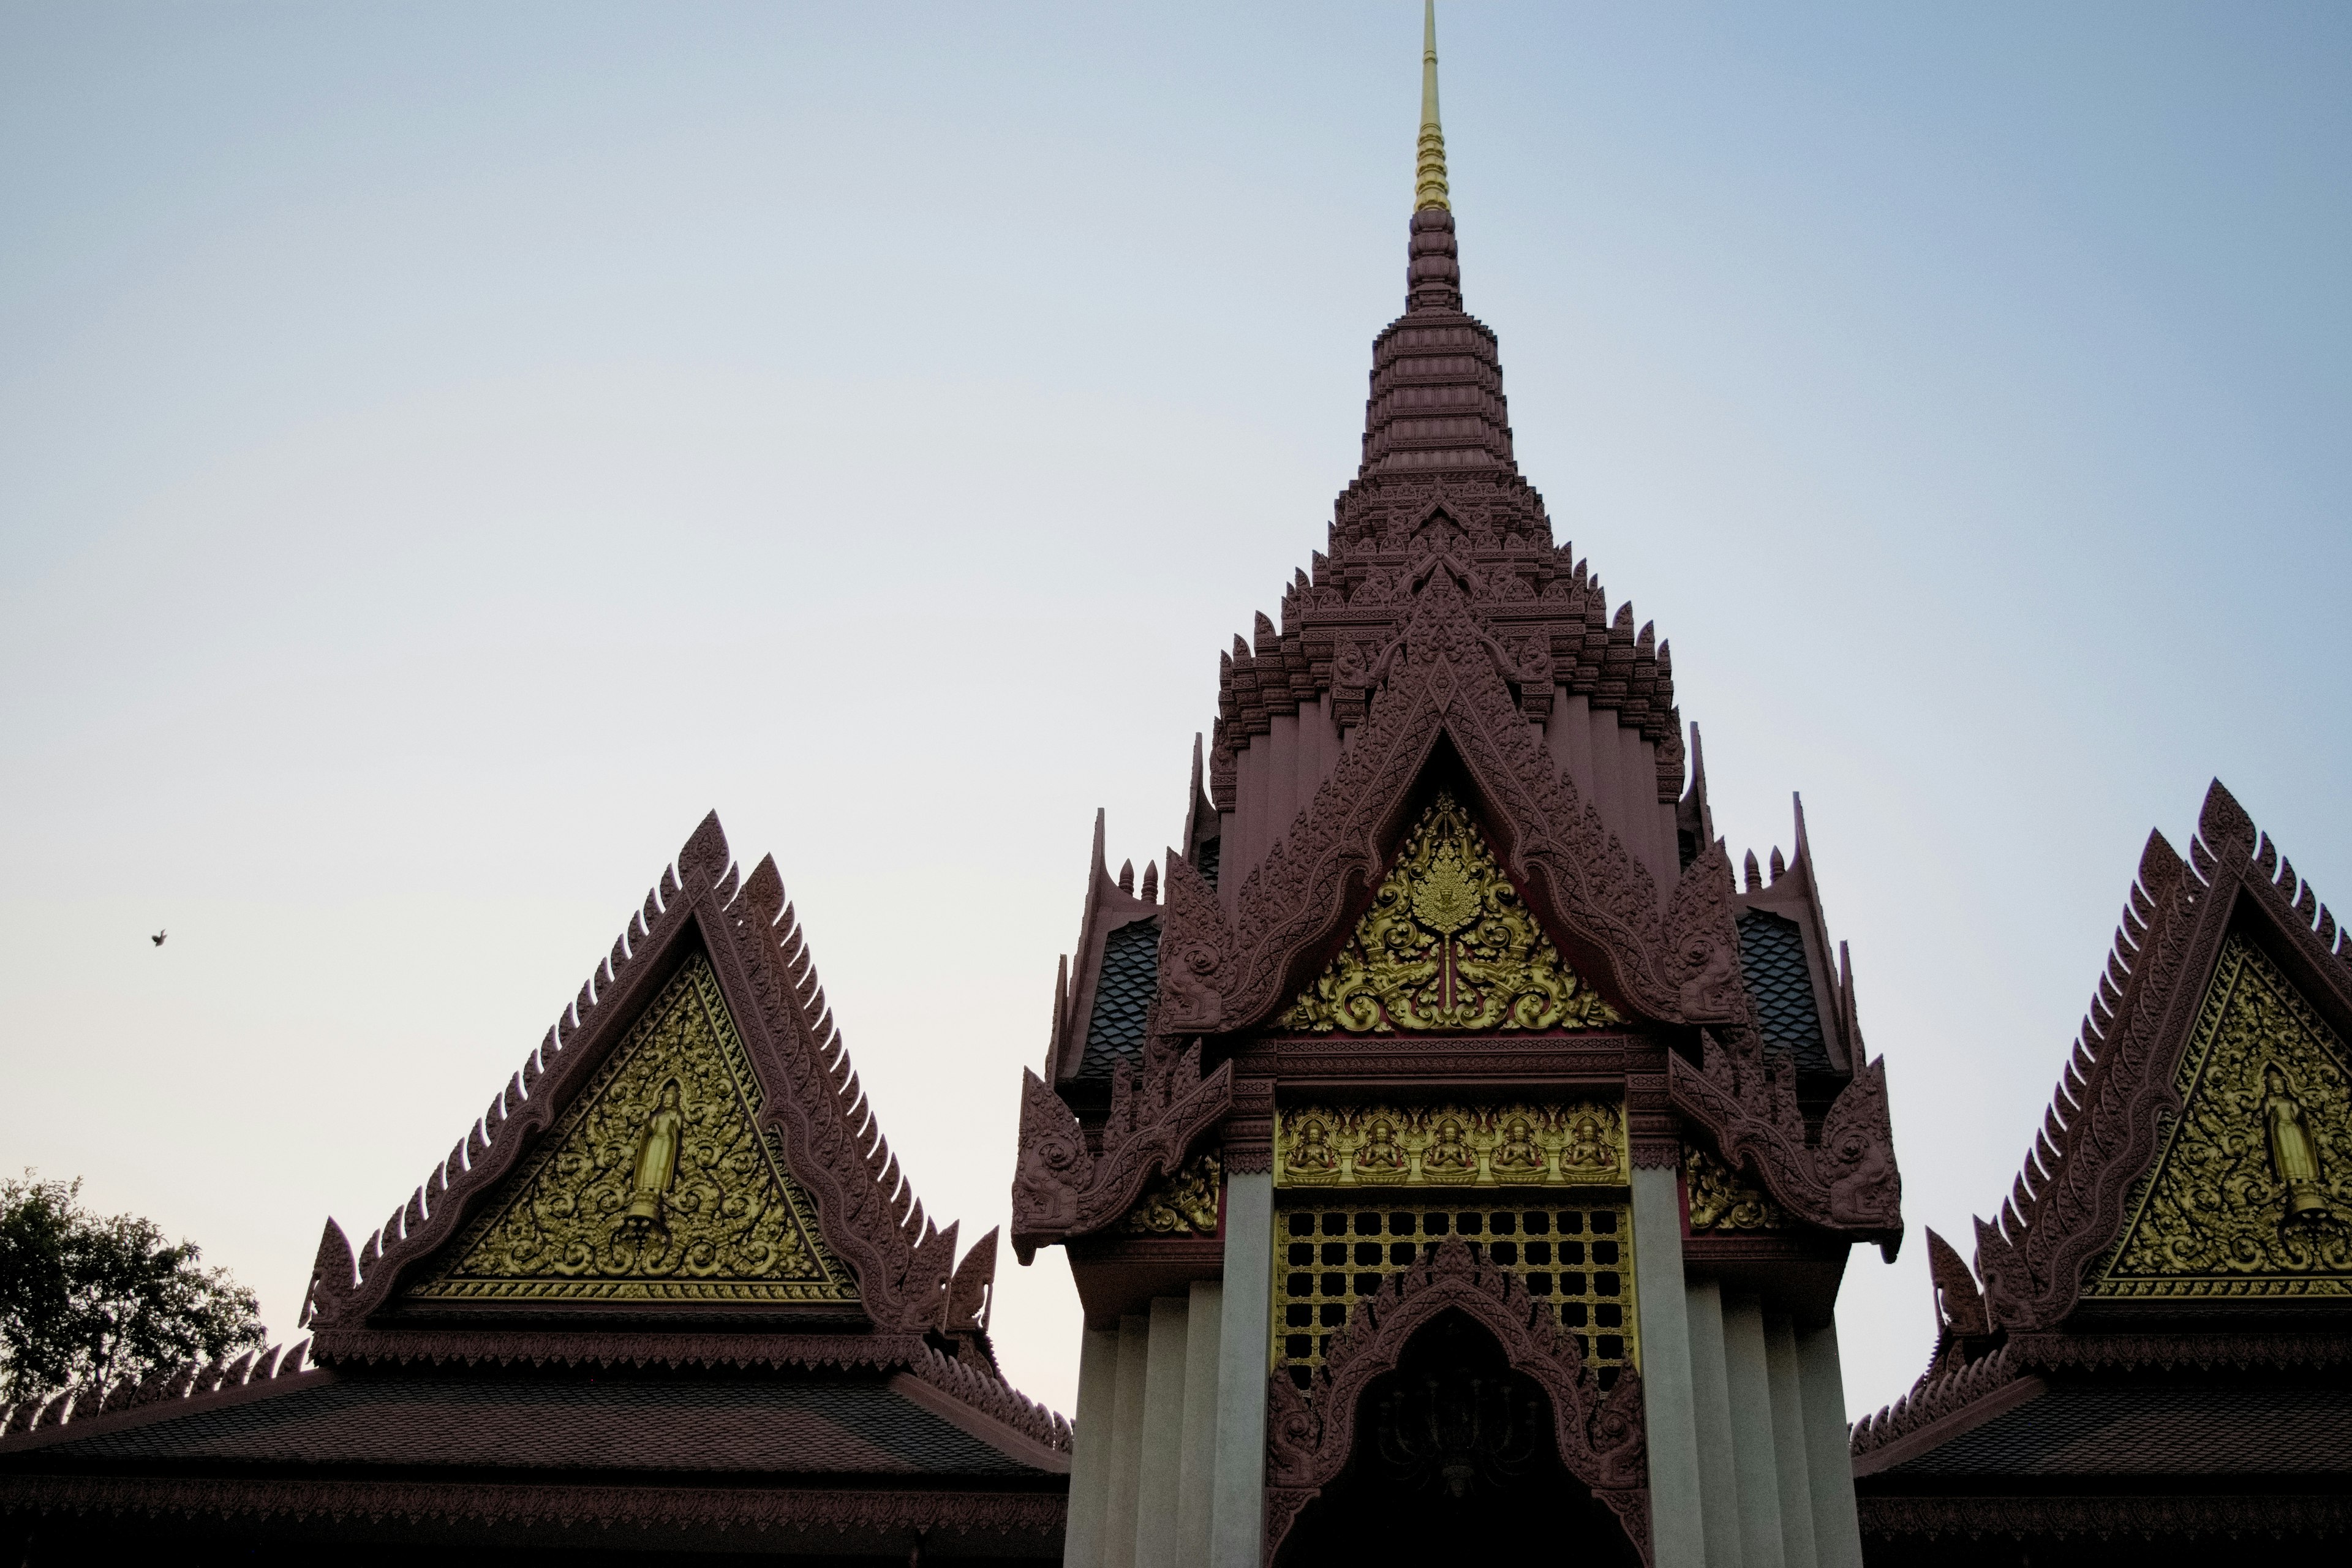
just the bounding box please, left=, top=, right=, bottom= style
left=1285, top=1304, right=1313, bottom=1328
left=1287, top=1273, right=1311, bottom=1296
left=1528, top=1273, right=1554, bottom=1296
left=1593, top=1240, right=1620, bottom=1266
left=1286, top=1334, right=1313, bottom=1361
left=1354, top=1242, right=1381, bottom=1267
left=1390, top=1243, right=1417, bottom=1265
left=1559, top=1241, right=1585, bottom=1265
left=1457, top=1212, right=1482, bottom=1235
left=1355, top=1273, right=1381, bottom=1296
left=1288, top=1213, right=1314, bottom=1237
left=1319, top=1303, right=1347, bottom=1327
left=1491, top=1241, right=1518, bottom=1265
left=1561, top=1302, right=1588, bottom=1327
left=1322, top=1273, right=1345, bottom=1296
left=1321, top=1213, right=1348, bottom=1237
left=1390, top=1212, right=1415, bottom=1234
left=1561, top=1273, right=1588, bottom=1295
left=1489, top=1212, right=1517, bottom=1235
left=1321, top=1243, right=1346, bottom=1266
left=1526, top=1241, right=1552, bottom=1265
left=1596, top=1303, right=1622, bottom=1329
left=1288, top=1243, right=1314, bottom=1266
left=1597, top=1335, right=1625, bottom=1362
left=1354, top=1212, right=1380, bottom=1235
left=1559, top=1212, right=1585, bottom=1235
left=1596, top=1272, right=1621, bottom=1296
left=1425, top=1212, right=1450, bottom=1235
left=1592, top=1211, right=1617, bottom=1234
left=1523, top=1212, right=1551, bottom=1235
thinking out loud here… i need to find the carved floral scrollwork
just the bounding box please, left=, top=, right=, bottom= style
left=1276, top=791, right=1620, bottom=1034
left=1683, top=1144, right=1782, bottom=1231
left=1112, top=1150, right=1223, bottom=1236
left=1262, top=1235, right=1651, bottom=1567
left=1667, top=1029, right=1902, bottom=1246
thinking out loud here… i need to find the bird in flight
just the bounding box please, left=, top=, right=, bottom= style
left=151, top=930, right=167, bottom=946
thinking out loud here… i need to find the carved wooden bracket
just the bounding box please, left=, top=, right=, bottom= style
left=1667, top=1030, right=1904, bottom=1250
left=1010, top=1042, right=1234, bottom=1264
left=1262, top=1234, right=1651, bottom=1567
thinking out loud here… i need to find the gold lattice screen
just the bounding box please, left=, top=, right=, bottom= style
left=1272, top=1199, right=1638, bottom=1391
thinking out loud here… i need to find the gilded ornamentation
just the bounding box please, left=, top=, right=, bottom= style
left=1276, top=793, right=1620, bottom=1035
left=1113, top=1150, right=1223, bottom=1236
left=2091, top=935, right=2352, bottom=1298
left=411, top=956, right=858, bottom=1303
left=1683, top=1144, right=1782, bottom=1231
left=1275, top=1101, right=1625, bottom=1188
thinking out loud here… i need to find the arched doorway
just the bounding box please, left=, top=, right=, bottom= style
left=1278, top=1308, right=1642, bottom=1566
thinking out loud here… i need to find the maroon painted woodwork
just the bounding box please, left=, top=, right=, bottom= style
left=1011, top=1041, right=1233, bottom=1264
left=301, top=813, right=991, bottom=1341
left=1186, top=567, right=1746, bottom=1039
left=1261, top=1235, right=1651, bottom=1567
left=1667, top=1030, right=1903, bottom=1248
left=1969, top=780, right=2352, bottom=1333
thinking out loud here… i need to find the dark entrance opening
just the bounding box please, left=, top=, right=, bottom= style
left=1278, top=1308, right=1638, bottom=1567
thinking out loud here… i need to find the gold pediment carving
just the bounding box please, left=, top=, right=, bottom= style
left=410, top=954, right=859, bottom=1304
left=1683, top=1144, right=1782, bottom=1231
left=2090, top=935, right=2352, bottom=1300
left=1276, top=792, right=1621, bottom=1035
left=1275, top=1100, right=1626, bottom=1189
left=1112, top=1150, right=1224, bottom=1237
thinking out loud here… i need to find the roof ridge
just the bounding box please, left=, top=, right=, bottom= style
left=0, top=1338, right=311, bottom=1449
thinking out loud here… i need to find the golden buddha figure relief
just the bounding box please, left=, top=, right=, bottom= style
left=2094, top=935, right=2352, bottom=1298
left=410, top=955, right=858, bottom=1304
left=1272, top=1101, right=1625, bottom=1189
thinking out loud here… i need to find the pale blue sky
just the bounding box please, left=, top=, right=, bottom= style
left=2, top=2, right=2346, bottom=1420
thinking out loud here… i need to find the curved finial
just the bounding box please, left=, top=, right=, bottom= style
left=1415, top=1, right=1450, bottom=211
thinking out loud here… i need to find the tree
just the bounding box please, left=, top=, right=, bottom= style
left=0, top=1174, right=265, bottom=1406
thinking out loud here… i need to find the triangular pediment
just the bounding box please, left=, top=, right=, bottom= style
left=405, top=950, right=858, bottom=1305
left=1277, top=791, right=1621, bottom=1033
left=2089, top=932, right=2352, bottom=1300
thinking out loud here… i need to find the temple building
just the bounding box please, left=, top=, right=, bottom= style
left=6, top=5, right=2348, bottom=1566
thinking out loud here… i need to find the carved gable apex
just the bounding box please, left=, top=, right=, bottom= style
left=1973, top=780, right=2352, bottom=1331
left=1276, top=790, right=1621, bottom=1033
left=1185, top=564, right=1746, bottom=1036
left=304, top=813, right=978, bottom=1346
left=404, top=951, right=859, bottom=1305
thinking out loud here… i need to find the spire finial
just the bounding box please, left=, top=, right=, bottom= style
left=1415, top=1, right=1450, bottom=211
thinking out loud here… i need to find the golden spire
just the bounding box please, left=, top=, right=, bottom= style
left=1414, top=0, right=1450, bottom=211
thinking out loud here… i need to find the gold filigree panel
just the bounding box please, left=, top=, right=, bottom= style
left=1276, top=792, right=1621, bottom=1034
left=1113, top=1150, right=1224, bottom=1236
left=1683, top=1144, right=1782, bottom=1231
left=410, top=954, right=859, bottom=1304
left=1273, top=1201, right=1638, bottom=1384
left=1276, top=1101, right=1626, bottom=1188
left=2090, top=935, right=2352, bottom=1300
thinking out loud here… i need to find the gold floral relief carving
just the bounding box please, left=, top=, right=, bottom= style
left=2091, top=935, right=2352, bottom=1298
left=1113, top=1150, right=1223, bottom=1236
left=1683, top=1144, right=1782, bottom=1231
left=410, top=954, right=859, bottom=1303
left=1275, top=1101, right=1625, bottom=1189
left=1276, top=792, right=1622, bottom=1034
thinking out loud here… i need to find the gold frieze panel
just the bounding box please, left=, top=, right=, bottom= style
left=2090, top=934, right=2352, bottom=1300
left=410, top=954, right=859, bottom=1304
left=1276, top=792, right=1622, bottom=1034
left=1683, top=1144, right=1784, bottom=1231
left=1275, top=1101, right=1626, bottom=1189
left=1112, top=1150, right=1224, bottom=1237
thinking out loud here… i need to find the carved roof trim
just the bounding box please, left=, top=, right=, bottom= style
left=1052, top=807, right=1162, bottom=1088
left=300, top=814, right=1005, bottom=1352
left=1968, top=780, right=2352, bottom=1334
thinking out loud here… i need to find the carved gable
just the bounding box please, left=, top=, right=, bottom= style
left=2090, top=933, right=2352, bottom=1300
left=407, top=952, right=858, bottom=1305
left=1276, top=791, right=1620, bottom=1034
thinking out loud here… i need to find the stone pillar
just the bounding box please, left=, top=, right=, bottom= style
left=1210, top=1170, right=1272, bottom=1568
left=1684, top=1280, right=1743, bottom=1567
left=1178, top=1281, right=1225, bottom=1568
left=1762, top=1314, right=1818, bottom=1568
left=1065, top=1325, right=1124, bottom=1568
left=1630, top=1165, right=1709, bottom=1568
left=1720, top=1292, right=1786, bottom=1568
left=1136, top=1297, right=1193, bottom=1568
left=1796, top=1320, right=1865, bottom=1568
left=1106, top=1313, right=1152, bottom=1568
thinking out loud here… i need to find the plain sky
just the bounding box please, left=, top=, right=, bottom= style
left=2, top=2, right=2347, bottom=1424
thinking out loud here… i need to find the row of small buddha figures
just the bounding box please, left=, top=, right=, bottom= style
left=1273, top=1103, right=1625, bottom=1189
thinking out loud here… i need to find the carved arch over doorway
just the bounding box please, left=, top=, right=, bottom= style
left=1263, top=1234, right=1651, bottom=1566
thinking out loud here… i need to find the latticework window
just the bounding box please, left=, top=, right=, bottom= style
left=1272, top=1202, right=1637, bottom=1391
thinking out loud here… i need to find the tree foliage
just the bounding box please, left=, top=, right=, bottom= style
left=0, top=1174, right=265, bottom=1405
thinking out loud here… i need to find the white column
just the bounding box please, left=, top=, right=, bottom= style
left=1136, top=1298, right=1192, bottom=1568
left=1762, top=1314, right=1818, bottom=1568
left=1210, top=1171, right=1272, bottom=1568
left=1720, top=1293, right=1787, bottom=1568
left=1178, top=1280, right=1225, bottom=1568
left=1106, top=1313, right=1152, bottom=1568
left=1685, top=1280, right=1743, bottom=1567
left=1065, top=1326, right=1124, bottom=1568
left=1630, top=1165, right=1709, bottom=1568
left=1796, top=1321, right=1865, bottom=1568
